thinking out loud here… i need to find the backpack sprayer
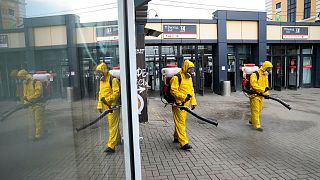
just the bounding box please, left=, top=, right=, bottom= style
left=0, top=71, right=54, bottom=122
left=161, top=64, right=218, bottom=126
left=241, top=64, right=291, bottom=110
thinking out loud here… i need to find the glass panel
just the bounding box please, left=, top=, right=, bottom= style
left=288, top=56, right=298, bottom=88
left=302, top=56, right=312, bottom=84
left=302, top=48, right=312, bottom=54
left=287, top=45, right=299, bottom=55
left=145, top=46, right=159, bottom=91
left=273, top=56, right=283, bottom=90
left=162, top=45, right=178, bottom=65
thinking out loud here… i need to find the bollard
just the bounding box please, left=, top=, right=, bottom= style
left=220, top=81, right=231, bottom=96
left=66, top=87, right=74, bottom=102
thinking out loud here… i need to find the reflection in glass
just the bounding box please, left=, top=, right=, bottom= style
left=0, top=1, right=126, bottom=179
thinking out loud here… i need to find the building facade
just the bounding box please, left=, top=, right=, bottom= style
left=266, top=0, right=320, bottom=22
left=0, top=10, right=320, bottom=100
left=0, top=0, right=26, bottom=29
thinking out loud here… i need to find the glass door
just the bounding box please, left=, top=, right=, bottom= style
left=227, top=45, right=236, bottom=92
left=273, top=56, right=284, bottom=91
left=301, top=55, right=312, bottom=87
left=287, top=56, right=298, bottom=89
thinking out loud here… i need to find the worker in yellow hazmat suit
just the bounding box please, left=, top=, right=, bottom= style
left=17, top=69, right=44, bottom=140
left=95, top=63, right=121, bottom=154
left=170, top=60, right=197, bottom=150
left=250, top=61, right=273, bottom=131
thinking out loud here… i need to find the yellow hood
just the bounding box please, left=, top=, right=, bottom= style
left=181, top=60, right=195, bottom=73
left=95, top=63, right=109, bottom=75
left=261, top=61, right=273, bottom=71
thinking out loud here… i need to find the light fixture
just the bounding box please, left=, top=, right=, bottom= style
left=148, top=9, right=158, bottom=18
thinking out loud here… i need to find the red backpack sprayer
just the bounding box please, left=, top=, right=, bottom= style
left=161, top=64, right=218, bottom=126
left=241, top=64, right=291, bottom=110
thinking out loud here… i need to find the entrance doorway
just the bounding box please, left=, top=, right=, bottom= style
left=270, top=45, right=313, bottom=90
left=227, top=45, right=253, bottom=92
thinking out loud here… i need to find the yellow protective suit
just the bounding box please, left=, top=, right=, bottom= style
left=10, top=69, right=24, bottom=102
left=170, top=60, right=197, bottom=147
left=17, top=70, right=44, bottom=139
left=250, top=61, right=273, bottom=129
left=96, top=63, right=120, bottom=150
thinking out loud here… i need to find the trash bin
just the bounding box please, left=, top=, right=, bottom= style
left=66, top=87, right=74, bottom=102
left=220, top=81, right=231, bottom=96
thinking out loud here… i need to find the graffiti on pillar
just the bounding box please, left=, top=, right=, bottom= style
left=136, top=67, right=148, bottom=114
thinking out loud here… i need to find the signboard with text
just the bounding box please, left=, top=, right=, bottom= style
left=163, top=25, right=197, bottom=39
left=0, top=34, right=8, bottom=48
left=96, top=26, right=118, bottom=41
left=282, top=27, right=308, bottom=39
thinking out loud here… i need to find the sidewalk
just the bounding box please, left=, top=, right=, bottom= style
left=0, top=89, right=319, bottom=180
left=141, top=89, right=320, bottom=179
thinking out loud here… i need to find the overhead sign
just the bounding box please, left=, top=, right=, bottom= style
left=282, top=27, right=308, bottom=39
left=0, top=34, right=8, bottom=48
left=96, top=26, right=118, bottom=41
left=163, top=25, right=197, bottom=39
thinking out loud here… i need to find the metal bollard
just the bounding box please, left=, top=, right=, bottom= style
left=66, top=87, right=74, bottom=102
left=220, top=81, right=231, bottom=96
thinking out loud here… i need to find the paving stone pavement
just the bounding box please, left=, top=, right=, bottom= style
left=0, top=88, right=320, bottom=180
left=141, top=89, right=320, bottom=180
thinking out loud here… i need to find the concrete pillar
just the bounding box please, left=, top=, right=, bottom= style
left=136, top=23, right=148, bottom=122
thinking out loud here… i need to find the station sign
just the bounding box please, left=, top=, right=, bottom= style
left=0, top=34, right=8, bottom=48
left=163, top=25, right=197, bottom=39
left=282, top=27, right=308, bottom=39
left=96, top=26, right=118, bottom=41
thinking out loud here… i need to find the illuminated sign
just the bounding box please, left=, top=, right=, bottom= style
left=282, top=27, right=308, bottom=39
left=163, top=25, right=197, bottom=39
left=96, top=26, right=118, bottom=41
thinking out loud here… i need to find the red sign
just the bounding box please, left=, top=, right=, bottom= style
left=303, top=65, right=312, bottom=68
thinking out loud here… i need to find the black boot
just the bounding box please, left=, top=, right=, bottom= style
left=104, top=147, right=115, bottom=154
left=181, top=144, right=192, bottom=150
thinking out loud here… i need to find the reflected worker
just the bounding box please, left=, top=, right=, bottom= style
left=95, top=63, right=121, bottom=154
left=17, top=69, right=44, bottom=140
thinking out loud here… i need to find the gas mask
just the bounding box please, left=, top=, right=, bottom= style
left=95, top=71, right=106, bottom=81
left=186, top=68, right=195, bottom=78
left=264, top=68, right=272, bottom=76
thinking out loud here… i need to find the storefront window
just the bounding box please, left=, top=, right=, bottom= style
left=286, top=45, right=299, bottom=55
left=302, top=46, right=312, bottom=54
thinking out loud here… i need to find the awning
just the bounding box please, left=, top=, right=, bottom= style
left=144, top=27, right=162, bottom=37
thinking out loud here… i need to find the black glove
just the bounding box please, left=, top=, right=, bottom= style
left=191, top=105, right=196, bottom=110
left=264, top=87, right=270, bottom=92
left=98, top=109, right=103, bottom=113
left=264, top=95, right=270, bottom=99
left=185, top=94, right=192, bottom=102
left=101, top=97, right=109, bottom=105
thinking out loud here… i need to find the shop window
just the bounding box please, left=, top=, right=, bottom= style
left=302, top=48, right=312, bottom=54
left=286, top=45, right=299, bottom=55
left=287, top=0, right=296, bottom=22
left=304, top=0, right=311, bottom=19
left=276, top=2, right=281, bottom=12
left=8, top=8, right=14, bottom=16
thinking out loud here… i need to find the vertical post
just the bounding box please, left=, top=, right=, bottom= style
left=118, top=0, right=141, bottom=179
left=258, top=12, right=267, bottom=65
left=24, top=19, right=36, bottom=71
left=159, top=46, right=163, bottom=96
left=66, top=15, right=80, bottom=100
left=314, top=45, right=320, bottom=87
left=136, top=23, right=148, bottom=123
left=214, top=11, right=228, bottom=94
